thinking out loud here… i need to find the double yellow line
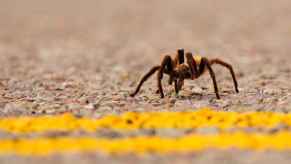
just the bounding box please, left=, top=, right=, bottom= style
left=0, top=108, right=291, bottom=156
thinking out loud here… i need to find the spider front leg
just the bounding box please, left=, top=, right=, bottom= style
left=209, top=59, right=239, bottom=93
left=174, top=48, right=185, bottom=65
left=200, top=58, right=220, bottom=99
left=157, top=55, right=174, bottom=98
left=130, top=66, right=161, bottom=97
left=186, top=52, right=198, bottom=79
left=174, top=79, right=184, bottom=95
left=169, top=48, right=185, bottom=85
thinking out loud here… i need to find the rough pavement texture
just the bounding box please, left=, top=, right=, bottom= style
left=0, top=0, right=291, bottom=163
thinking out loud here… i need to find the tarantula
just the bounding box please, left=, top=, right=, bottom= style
left=130, top=49, right=239, bottom=99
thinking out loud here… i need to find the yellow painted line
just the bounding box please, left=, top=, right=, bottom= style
left=1, top=131, right=291, bottom=156
left=0, top=108, right=291, bottom=134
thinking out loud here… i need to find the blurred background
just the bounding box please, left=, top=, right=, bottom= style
left=1, top=0, right=290, bottom=69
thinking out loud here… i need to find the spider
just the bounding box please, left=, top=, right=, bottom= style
left=130, top=49, right=239, bottom=99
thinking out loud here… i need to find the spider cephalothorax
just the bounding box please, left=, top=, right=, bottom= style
left=130, top=49, right=239, bottom=99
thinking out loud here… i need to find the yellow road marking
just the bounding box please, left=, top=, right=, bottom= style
left=1, top=131, right=291, bottom=156
left=0, top=108, right=291, bottom=134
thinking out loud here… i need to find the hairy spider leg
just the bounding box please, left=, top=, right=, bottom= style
left=169, top=49, right=185, bottom=85
left=174, top=80, right=179, bottom=94
left=174, top=79, right=184, bottom=94
left=209, top=59, right=239, bottom=93
left=130, top=66, right=161, bottom=97
left=198, top=58, right=220, bottom=99
left=186, top=52, right=198, bottom=79
left=176, top=48, right=185, bottom=64
left=157, top=55, right=173, bottom=98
